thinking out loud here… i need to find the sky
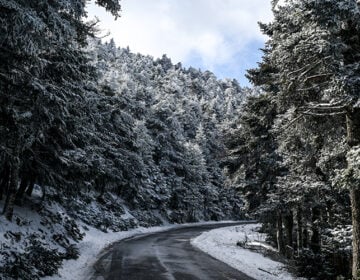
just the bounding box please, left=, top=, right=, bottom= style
left=86, top=0, right=273, bottom=86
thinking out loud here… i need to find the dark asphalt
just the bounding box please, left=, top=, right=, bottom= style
left=90, top=222, right=255, bottom=280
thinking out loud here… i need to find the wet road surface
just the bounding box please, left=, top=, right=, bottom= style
left=90, top=222, right=255, bottom=280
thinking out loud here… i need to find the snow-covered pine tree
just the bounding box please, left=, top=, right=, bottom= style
left=248, top=0, right=360, bottom=277
left=87, top=39, right=248, bottom=222
left=0, top=0, right=121, bottom=220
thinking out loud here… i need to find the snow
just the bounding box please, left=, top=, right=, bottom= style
left=274, top=0, right=297, bottom=11
left=0, top=200, right=66, bottom=256
left=43, top=221, right=239, bottom=280
left=274, top=0, right=288, bottom=11
left=43, top=224, right=168, bottom=280
left=1, top=209, right=297, bottom=280
left=191, top=224, right=298, bottom=280
left=355, top=98, right=360, bottom=108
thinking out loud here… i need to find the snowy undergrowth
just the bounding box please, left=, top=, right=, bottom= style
left=0, top=197, right=84, bottom=279
left=191, top=224, right=298, bottom=280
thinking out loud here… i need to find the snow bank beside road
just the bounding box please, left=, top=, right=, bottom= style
left=44, top=224, right=177, bottom=280
left=191, top=224, right=296, bottom=280
left=50, top=221, right=294, bottom=280
left=44, top=221, right=239, bottom=280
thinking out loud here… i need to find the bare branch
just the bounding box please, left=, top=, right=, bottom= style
left=302, top=111, right=347, bottom=116
left=279, top=102, right=348, bottom=133
left=304, top=73, right=332, bottom=83
left=298, top=100, right=352, bottom=115
left=310, top=99, right=352, bottom=107
left=287, top=62, right=316, bottom=77
left=300, top=105, right=348, bottom=112
left=288, top=56, right=332, bottom=79
left=278, top=111, right=308, bottom=132
left=298, top=60, right=322, bottom=79
left=297, top=81, right=329, bottom=92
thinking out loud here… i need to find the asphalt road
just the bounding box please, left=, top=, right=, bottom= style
left=90, top=222, right=255, bottom=280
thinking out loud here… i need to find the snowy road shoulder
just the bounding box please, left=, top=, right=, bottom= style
left=191, top=224, right=297, bottom=280
left=43, top=221, right=239, bottom=280
left=44, top=223, right=179, bottom=280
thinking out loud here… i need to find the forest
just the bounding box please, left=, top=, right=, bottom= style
left=223, top=0, right=360, bottom=279
left=0, top=0, right=360, bottom=279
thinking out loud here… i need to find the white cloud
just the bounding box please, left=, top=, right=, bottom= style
left=86, top=0, right=273, bottom=84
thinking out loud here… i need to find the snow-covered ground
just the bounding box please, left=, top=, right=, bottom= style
left=43, top=221, right=239, bottom=280
left=43, top=224, right=172, bottom=280
left=191, top=224, right=297, bottom=280
left=41, top=221, right=298, bottom=280
left=1, top=209, right=296, bottom=280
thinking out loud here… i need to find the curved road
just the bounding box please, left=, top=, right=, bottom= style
left=90, top=223, right=254, bottom=280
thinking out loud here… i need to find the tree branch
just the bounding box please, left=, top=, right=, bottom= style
left=302, top=111, right=346, bottom=116
left=297, top=81, right=329, bottom=92
left=298, top=99, right=352, bottom=114
left=304, top=73, right=332, bottom=83
left=278, top=111, right=308, bottom=132
left=279, top=99, right=350, bottom=132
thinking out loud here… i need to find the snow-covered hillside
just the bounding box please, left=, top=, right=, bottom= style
left=0, top=38, right=252, bottom=279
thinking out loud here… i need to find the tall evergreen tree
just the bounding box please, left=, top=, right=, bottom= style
left=0, top=0, right=121, bottom=220
left=248, top=0, right=360, bottom=277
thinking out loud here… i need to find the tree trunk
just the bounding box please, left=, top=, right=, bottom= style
left=296, top=206, right=303, bottom=255
left=277, top=210, right=285, bottom=254
left=310, top=206, right=321, bottom=253
left=303, top=226, right=309, bottom=248
left=3, top=163, right=19, bottom=221
left=0, top=165, right=10, bottom=200
left=25, top=178, right=35, bottom=196
left=346, top=108, right=360, bottom=147
left=15, top=177, right=29, bottom=205
left=351, top=187, right=360, bottom=280
left=95, top=177, right=105, bottom=196
left=347, top=107, right=360, bottom=279
left=284, top=211, right=294, bottom=248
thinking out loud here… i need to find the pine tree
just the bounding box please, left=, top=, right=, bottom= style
left=248, top=0, right=360, bottom=277
left=0, top=0, right=121, bottom=220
